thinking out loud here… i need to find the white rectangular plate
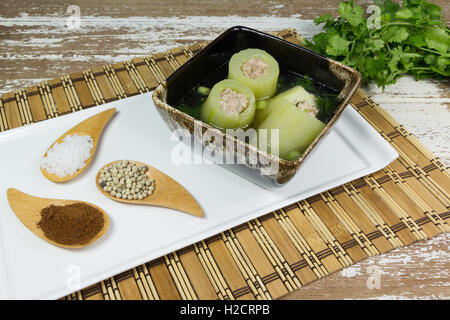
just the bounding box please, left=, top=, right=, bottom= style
left=0, top=92, right=397, bottom=299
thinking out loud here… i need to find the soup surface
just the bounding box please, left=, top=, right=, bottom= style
left=175, top=62, right=340, bottom=126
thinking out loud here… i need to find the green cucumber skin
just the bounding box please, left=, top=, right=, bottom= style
left=258, top=98, right=325, bottom=160
left=272, top=85, right=316, bottom=106
left=228, top=48, right=279, bottom=100
left=200, top=79, right=256, bottom=130
left=255, top=99, right=269, bottom=111
left=254, top=85, right=317, bottom=127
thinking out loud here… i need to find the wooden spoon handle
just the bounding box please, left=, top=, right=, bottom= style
left=68, top=108, right=116, bottom=139
left=96, top=161, right=204, bottom=217
left=145, top=168, right=204, bottom=217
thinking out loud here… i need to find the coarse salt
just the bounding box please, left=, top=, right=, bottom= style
left=41, top=134, right=94, bottom=177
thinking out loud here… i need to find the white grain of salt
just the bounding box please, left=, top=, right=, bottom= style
left=41, top=134, right=94, bottom=177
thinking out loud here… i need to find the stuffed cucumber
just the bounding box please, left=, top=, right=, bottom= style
left=200, top=79, right=256, bottom=130
left=253, top=85, right=317, bottom=127
left=228, top=49, right=279, bottom=99
left=258, top=98, right=325, bottom=160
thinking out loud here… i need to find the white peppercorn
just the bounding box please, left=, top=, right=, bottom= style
left=99, top=160, right=156, bottom=201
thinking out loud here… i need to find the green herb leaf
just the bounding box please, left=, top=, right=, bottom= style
left=368, top=38, right=385, bottom=51
left=326, top=34, right=351, bottom=56
left=314, top=14, right=335, bottom=27
left=306, top=0, right=450, bottom=89
left=395, top=8, right=413, bottom=20
left=423, top=27, right=450, bottom=53
left=338, top=1, right=364, bottom=27
left=382, top=26, right=409, bottom=43
left=434, top=56, right=450, bottom=76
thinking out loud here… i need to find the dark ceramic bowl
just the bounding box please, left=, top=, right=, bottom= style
left=152, top=26, right=362, bottom=188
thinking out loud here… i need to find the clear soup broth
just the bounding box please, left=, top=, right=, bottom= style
left=175, top=63, right=341, bottom=126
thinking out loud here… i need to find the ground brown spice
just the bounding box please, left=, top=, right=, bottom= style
left=37, top=203, right=104, bottom=245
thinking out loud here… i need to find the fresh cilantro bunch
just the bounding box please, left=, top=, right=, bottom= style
left=305, top=0, right=450, bottom=88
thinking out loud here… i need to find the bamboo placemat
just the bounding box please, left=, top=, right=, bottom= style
left=1, top=29, right=449, bottom=300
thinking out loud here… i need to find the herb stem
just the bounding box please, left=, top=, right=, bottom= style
left=412, top=45, right=450, bottom=57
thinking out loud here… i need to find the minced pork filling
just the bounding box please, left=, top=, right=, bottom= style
left=296, top=103, right=319, bottom=116
left=241, top=57, right=268, bottom=79
left=219, top=88, right=248, bottom=115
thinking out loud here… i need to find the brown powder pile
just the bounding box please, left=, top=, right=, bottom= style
left=37, top=203, right=105, bottom=245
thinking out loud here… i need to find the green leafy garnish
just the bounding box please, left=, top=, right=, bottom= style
left=176, top=104, right=202, bottom=119
left=295, top=75, right=316, bottom=92
left=295, top=75, right=340, bottom=122
left=305, top=0, right=450, bottom=89
left=316, top=94, right=340, bottom=122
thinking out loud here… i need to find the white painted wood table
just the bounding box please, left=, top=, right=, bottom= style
left=0, top=0, right=448, bottom=300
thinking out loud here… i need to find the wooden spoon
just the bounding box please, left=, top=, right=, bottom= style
left=41, top=108, right=116, bottom=183
left=96, top=160, right=204, bottom=217
left=7, top=188, right=109, bottom=249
